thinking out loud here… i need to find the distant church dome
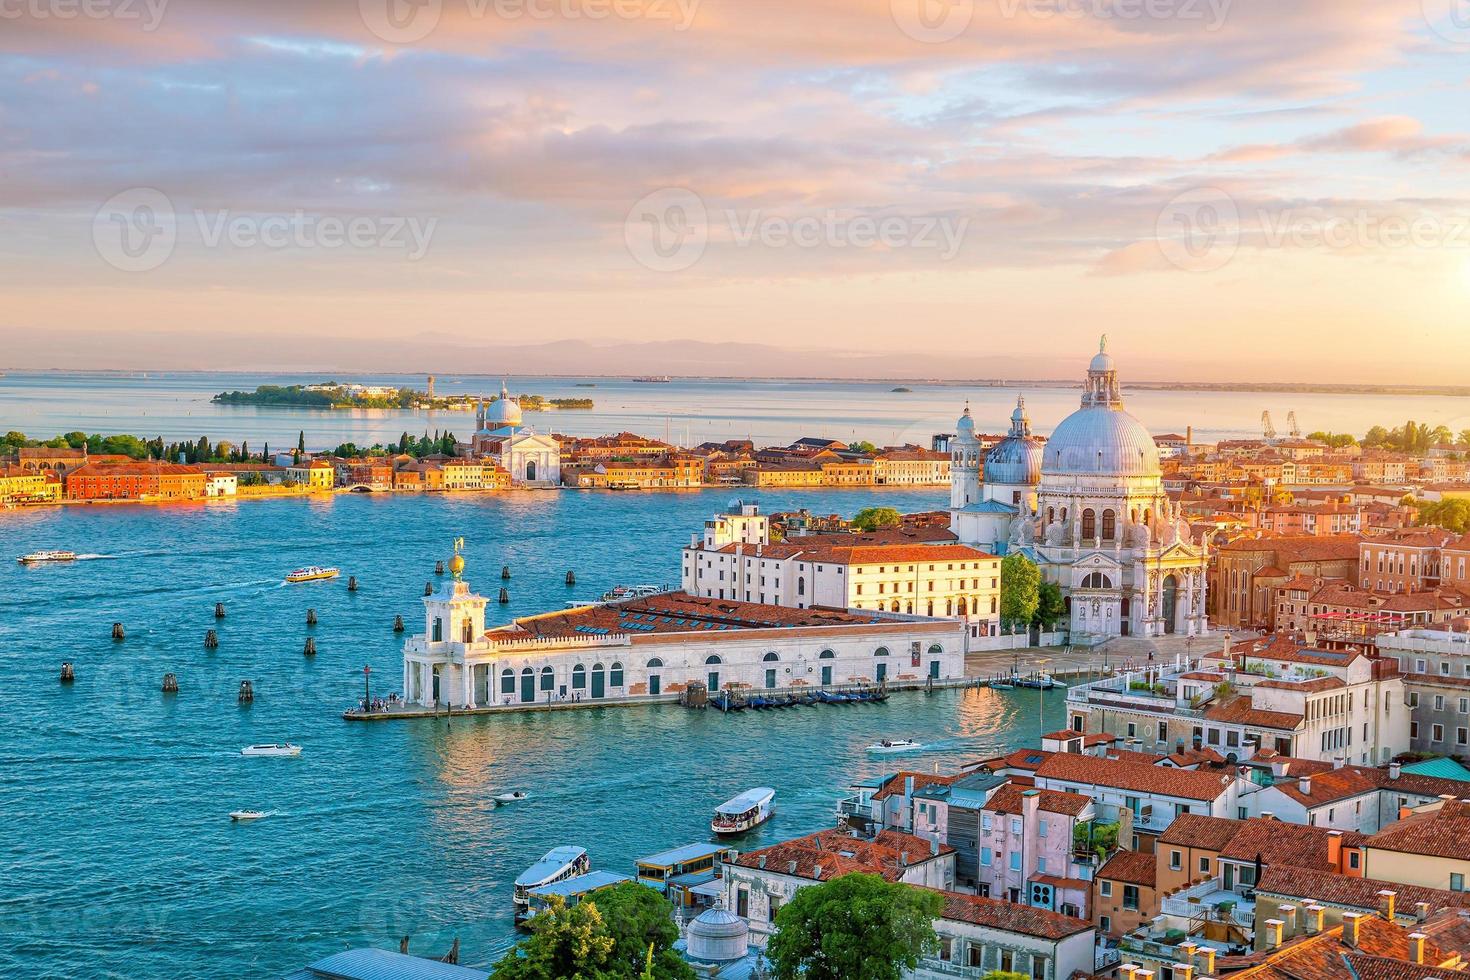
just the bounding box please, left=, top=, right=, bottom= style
left=687, top=904, right=749, bottom=963
left=956, top=403, right=976, bottom=437
left=984, top=396, right=1043, bottom=486
left=484, top=382, right=522, bottom=428
left=1041, top=337, right=1161, bottom=479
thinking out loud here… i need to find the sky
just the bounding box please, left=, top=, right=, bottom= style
left=1, top=0, right=1468, bottom=381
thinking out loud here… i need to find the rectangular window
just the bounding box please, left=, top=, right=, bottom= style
left=1169, top=850, right=1182, bottom=871
left=981, top=847, right=992, bottom=867
left=1038, top=856, right=1047, bottom=873
left=1459, top=728, right=1468, bottom=746
left=1038, top=819, right=1048, bottom=838
left=1101, top=915, right=1112, bottom=934
left=982, top=813, right=992, bottom=831
left=1009, top=852, right=1021, bottom=872
left=1100, top=880, right=1113, bottom=897
left=1433, top=724, right=1445, bottom=742
left=1452, top=874, right=1465, bottom=892
left=1123, top=885, right=1140, bottom=911
left=1010, top=817, right=1022, bottom=834
left=1200, top=856, right=1211, bottom=874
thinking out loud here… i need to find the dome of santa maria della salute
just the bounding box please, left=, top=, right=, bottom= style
left=1041, top=337, right=1161, bottom=479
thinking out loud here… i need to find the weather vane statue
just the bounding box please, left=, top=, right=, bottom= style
left=450, top=536, right=466, bottom=580
left=1099, top=333, right=1108, bottom=353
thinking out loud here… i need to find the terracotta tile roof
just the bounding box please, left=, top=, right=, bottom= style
left=733, top=827, right=951, bottom=882
left=1035, top=753, right=1234, bottom=801
left=1255, top=864, right=1470, bottom=915
left=1103, top=749, right=1168, bottom=765
left=1240, top=636, right=1368, bottom=667
left=1202, top=695, right=1304, bottom=731
left=1256, top=677, right=1347, bottom=692
left=1157, top=813, right=1241, bottom=851
left=1366, top=800, right=1470, bottom=861
left=1229, top=913, right=1455, bottom=980
left=929, top=888, right=1093, bottom=940
left=1097, top=850, right=1157, bottom=887
left=975, top=748, right=1055, bottom=773
left=1271, top=766, right=1470, bottom=808
left=1218, top=818, right=1366, bottom=871
left=1219, top=534, right=1363, bottom=562
left=982, top=785, right=1093, bottom=817
left=509, top=591, right=923, bottom=638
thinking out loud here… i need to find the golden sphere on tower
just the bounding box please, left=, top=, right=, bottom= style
left=449, top=553, right=466, bottom=577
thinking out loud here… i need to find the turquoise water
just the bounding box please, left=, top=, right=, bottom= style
left=0, top=489, right=1067, bottom=978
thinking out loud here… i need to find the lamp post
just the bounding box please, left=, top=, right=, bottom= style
left=363, top=665, right=372, bottom=712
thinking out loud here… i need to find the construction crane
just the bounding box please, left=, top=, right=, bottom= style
left=1261, top=411, right=1276, bottom=442
left=1287, top=411, right=1301, bottom=439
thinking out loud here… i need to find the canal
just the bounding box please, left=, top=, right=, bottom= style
left=0, top=489, right=1064, bottom=978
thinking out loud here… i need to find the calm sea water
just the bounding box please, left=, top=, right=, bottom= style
left=0, top=488, right=1069, bottom=979
left=5, top=371, right=1469, bottom=451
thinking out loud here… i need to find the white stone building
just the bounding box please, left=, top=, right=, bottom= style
left=469, top=382, right=560, bottom=486
left=949, top=339, right=1210, bottom=640
left=400, top=560, right=965, bottom=708
left=681, top=503, right=1002, bottom=635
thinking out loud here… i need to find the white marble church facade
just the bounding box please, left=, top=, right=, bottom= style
left=949, top=340, right=1209, bottom=640
left=468, top=382, right=560, bottom=486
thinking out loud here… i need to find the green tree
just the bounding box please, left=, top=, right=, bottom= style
left=1034, top=580, right=1065, bottom=627
left=999, top=552, right=1041, bottom=627
left=491, top=895, right=616, bottom=979
left=1364, top=425, right=1390, bottom=447
left=586, top=882, right=695, bottom=980
left=849, top=440, right=878, bottom=454
left=1417, top=499, right=1470, bottom=534
left=766, top=873, right=942, bottom=980
left=852, top=507, right=902, bottom=531
left=297, top=430, right=306, bottom=453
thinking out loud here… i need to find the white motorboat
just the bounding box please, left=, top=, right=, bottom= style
left=514, top=846, right=591, bottom=924
left=495, top=790, right=529, bottom=806
left=229, top=809, right=274, bottom=822
left=712, top=787, right=776, bottom=835
left=865, top=739, right=924, bottom=755
left=241, top=743, right=302, bottom=758
left=17, top=550, right=77, bottom=565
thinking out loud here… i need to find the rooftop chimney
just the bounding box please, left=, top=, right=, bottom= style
left=1306, top=905, right=1326, bottom=935
left=1120, top=964, right=1139, bottom=980
left=758, top=855, right=766, bottom=869
left=930, top=837, right=940, bottom=856
left=1377, top=890, right=1396, bottom=922
left=900, top=851, right=909, bottom=867
left=1177, top=963, right=1194, bottom=980
left=1327, top=830, right=1343, bottom=870
left=1416, top=902, right=1431, bottom=924
left=1342, top=911, right=1362, bottom=948
left=1265, top=919, right=1285, bottom=949
left=1301, top=776, right=1313, bottom=795
left=905, top=775, right=915, bottom=796
left=788, top=860, right=798, bottom=874
left=1278, top=904, right=1298, bottom=936
left=1389, top=762, right=1402, bottom=780
left=1197, top=948, right=1216, bottom=975
left=1262, top=811, right=1275, bottom=821
left=813, top=864, right=822, bottom=878
left=1409, top=933, right=1427, bottom=965
left=1333, top=756, right=1346, bottom=770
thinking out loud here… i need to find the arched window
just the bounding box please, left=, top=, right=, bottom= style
left=797, top=577, right=805, bottom=596
left=646, top=657, right=663, bottom=668
left=1060, top=507, right=1068, bottom=522
left=874, top=646, right=889, bottom=658
left=540, top=666, right=555, bottom=691
left=891, top=600, right=901, bottom=612
left=958, top=598, right=968, bottom=616
left=500, top=668, right=515, bottom=694
left=1144, top=508, right=1152, bottom=526
left=1102, top=509, right=1116, bottom=540
left=1047, top=507, right=1055, bottom=524
left=762, top=652, right=780, bottom=662
left=610, top=662, right=624, bottom=686
left=572, top=663, right=587, bottom=688
left=945, top=599, right=954, bottom=616
left=1081, top=572, right=1113, bottom=589
left=705, top=655, right=722, bottom=665
left=1082, top=508, right=1097, bottom=539
left=928, top=643, right=943, bottom=654
left=819, top=649, right=835, bottom=659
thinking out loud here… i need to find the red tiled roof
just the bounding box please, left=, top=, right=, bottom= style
left=1255, top=864, right=1470, bottom=915
left=1202, top=695, right=1304, bottom=731
left=1097, top=850, right=1157, bottom=887
left=1157, top=813, right=1241, bottom=851
left=1217, top=818, right=1366, bottom=871
left=930, top=888, right=1093, bottom=939
left=734, top=827, right=951, bottom=883
left=982, top=785, right=1093, bottom=818
left=1366, top=800, right=1470, bottom=861
left=1035, top=753, right=1234, bottom=801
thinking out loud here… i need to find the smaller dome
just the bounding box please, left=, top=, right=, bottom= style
left=449, top=553, right=465, bottom=577
left=956, top=403, right=975, bottom=435
left=687, top=905, right=749, bottom=963
left=985, top=437, right=1043, bottom=486
left=1089, top=334, right=1114, bottom=375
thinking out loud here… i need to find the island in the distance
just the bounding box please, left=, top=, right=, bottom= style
left=211, top=383, right=592, bottom=411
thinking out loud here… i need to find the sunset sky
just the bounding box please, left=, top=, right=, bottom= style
left=2, top=1, right=1468, bottom=380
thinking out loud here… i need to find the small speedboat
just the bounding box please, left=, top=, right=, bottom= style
left=495, top=791, right=529, bottom=806
left=17, top=550, right=77, bottom=564
left=1014, top=673, right=1057, bottom=690
left=241, top=743, right=301, bottom=757
left=284, top=566, right=339, bottom=584
left=229, top=809, right=274, bottom=822
left=866, top=738, right=924, bottom=755
left=991, top=681, right=1015, bottom=690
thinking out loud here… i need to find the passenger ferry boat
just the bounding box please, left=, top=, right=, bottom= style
left=523, top=870, right=632, bottom=920
left=17, top=550, right=77, bottom=565
left=513, top=846, right=591, bottom=925
left=284, top=566, right=339, bottom=584
left=711, top=787, right=775, bottom=836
